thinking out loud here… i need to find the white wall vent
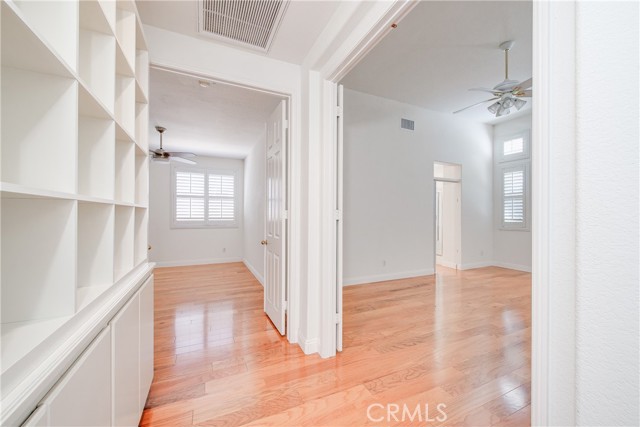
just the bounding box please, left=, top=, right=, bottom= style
left=198, top=0, right=289, bottom=52
left=401, top=118, right=415, bottom=131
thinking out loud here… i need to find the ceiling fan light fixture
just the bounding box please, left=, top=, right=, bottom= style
left=488, top=102, right=500, bottom=114
left=501, top=97, right=514, bottom=109
left=514, top=98, right=527, bottom=110
left=496, top=104, right=511, bottom=117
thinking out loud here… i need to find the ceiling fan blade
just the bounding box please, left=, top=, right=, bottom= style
left=469, top=87, right=505, bottom=94
left=517, top=90, right=533, bottom=97
left=170, top=156, right=197, bottom=165
left=453, top=97, right=499, bottom=114
left=166, top=152, right=196, bottom=158
left=515, top=77, right=532, bottom=90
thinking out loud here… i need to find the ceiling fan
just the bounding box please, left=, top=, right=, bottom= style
left=454, top=40, right=532, bottom=117
left=151, top=126, right=197, bottom=165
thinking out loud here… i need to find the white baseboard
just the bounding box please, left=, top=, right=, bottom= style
left=492, top=262, right=532, bottom=272
left=436, top=259, right=458, bottom=269
left=460, top=261, right=494, bottom=270
left=243, top=258, right=264, bottom=286
left=297, top=329, right=319, bottom=355
left=153, top=257, right=243, bottom=268
left=343, top=268, right=435, bottom=286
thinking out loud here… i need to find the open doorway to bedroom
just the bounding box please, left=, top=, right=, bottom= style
left=434, top=161, right=462, bottom=272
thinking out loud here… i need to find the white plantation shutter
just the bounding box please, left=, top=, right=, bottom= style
left=502, top=165, right=526, bottom=228
left=173, top=168, right=237, bottom=227
left=175, top=171, right=205, bottom=221
left=208, top=174, right=235, bottom=221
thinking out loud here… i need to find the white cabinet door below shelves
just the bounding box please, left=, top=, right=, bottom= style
left=45, top=327, right=111, bottom=427
left=112, top=293, right=140, bottom=427
left=139, top=276, right=154, bottom=413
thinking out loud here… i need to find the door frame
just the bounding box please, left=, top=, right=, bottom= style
left=148, top=64, right=298, bottom=344
left=320, top=1, right=576, bottom=425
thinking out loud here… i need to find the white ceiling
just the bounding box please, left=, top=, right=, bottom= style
left=341, top=1, right=533, bottom=124
left=148, top=67, right=282, bottom=158
left=136, top=0, right=342, bottom=65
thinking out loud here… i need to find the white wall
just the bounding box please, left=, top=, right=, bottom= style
left=573, top=2, right=639, bottom=425
left=148, top=156, right=244, bottom=266
left=493, top=113, right=532, bottom=272
left=343, top=89, right=493, bottom=285
left=243, top=132, right=266, bottom=285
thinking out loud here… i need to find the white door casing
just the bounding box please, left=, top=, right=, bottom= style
left=264, top=100, right=287, bottom=335
left=435, top=182, right=443, bottom=256
left=336, top=84, right=344, bottom=352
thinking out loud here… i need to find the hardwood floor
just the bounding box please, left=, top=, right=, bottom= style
left=140, top=263, right=531, bottom=427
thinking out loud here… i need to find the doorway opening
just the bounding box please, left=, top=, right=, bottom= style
left=433, top=161, right=462, bottom=273
left=147, top=65, right=292, bottom=338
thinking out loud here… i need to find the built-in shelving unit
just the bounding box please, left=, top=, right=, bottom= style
left=0, top=0, right=149, bottom=388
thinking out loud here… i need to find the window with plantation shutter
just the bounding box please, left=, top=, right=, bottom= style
left=501, top=163, right=527, bottom=229
left=498, top=130, right=530, bottom=162
left=172, top=167, right=238, bottom=228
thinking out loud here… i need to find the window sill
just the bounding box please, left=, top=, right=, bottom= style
left=499, top=226, right=531, bottom=232
left=171, top=223, right=239, bottom=230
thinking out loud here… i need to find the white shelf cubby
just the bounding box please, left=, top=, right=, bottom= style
left=115, top=75, right=135, bottom=137
left=11, top=0, right=79, bottom=72
left=1, top=197, right=77, bottom=324
left=115, top=7, right=136, bottom=76
left=115, top=139, right=135, bottom=203
left=134, top=208, right=148, bottom=267
left=78, top=29, right=116, bottom=114
left=135, top=145, right=149, bottom=205
left=1, top=67, right=78, bottom=193
left=79, top=0, right=116, bottom=36
left=114, top=205, right=135, bottom=282
left=135, top=102, right=149, bottom=152
left=135, top=50, right=149, bottom=103
left=77, top=202, right=114, bottom=292
left=78, top=116, right=115, bottom=199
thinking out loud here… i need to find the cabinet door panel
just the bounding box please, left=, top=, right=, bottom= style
left=139, top=276, right=154, bottom=412
left=46, top=327, right=111, bottom=427
left=112, top=293, right=140, bottom=427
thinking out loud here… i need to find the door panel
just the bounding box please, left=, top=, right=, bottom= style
left=46, top=327, right=111, bottom=427
left=264, top=100, right=287, bottom=335
left=112, top=293, right=140, bottom=427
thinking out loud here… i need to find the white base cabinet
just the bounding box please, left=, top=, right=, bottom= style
left=20, top=275, right=154, bottom=427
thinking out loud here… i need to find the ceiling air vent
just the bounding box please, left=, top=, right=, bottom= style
left=199, top=0, right=289, bottom=52
left=401, top=118, right=415, bottom=131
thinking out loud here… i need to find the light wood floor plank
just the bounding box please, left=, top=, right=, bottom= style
left=141, top=263, right=531, bottom=426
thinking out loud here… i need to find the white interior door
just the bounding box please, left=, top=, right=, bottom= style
left=264, top=100, right=287, bottom=335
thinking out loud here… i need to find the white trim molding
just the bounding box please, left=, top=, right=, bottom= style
left=460, top=261, right=494, bottom=271
left=297, top=329, right=319, bottom=355
left=153, top=257, right=243, bottom=268
left=492, top=262, right=532, bottom=273
left=532, top=1, right=577, bottom=426
left=343, top=268, right=435, bottom=287
left=242, top=259, right=264, bottom=286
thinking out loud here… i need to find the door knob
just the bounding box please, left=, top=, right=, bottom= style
left=260, top=240, right=268, bottom=245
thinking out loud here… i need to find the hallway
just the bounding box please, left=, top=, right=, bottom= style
left=141, top=263, right=531, bottom=426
